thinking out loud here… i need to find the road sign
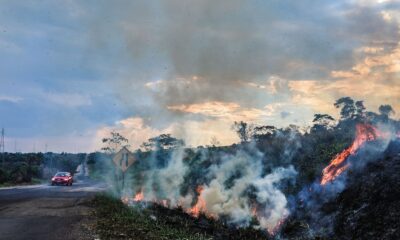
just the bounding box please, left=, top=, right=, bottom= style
left=113, top=147, right=136, bottom=172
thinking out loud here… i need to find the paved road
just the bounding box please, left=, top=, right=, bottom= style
left=0, top=178, right=107, bottom=240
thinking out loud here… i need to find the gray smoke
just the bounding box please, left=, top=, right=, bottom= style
left=83, top=0, right=399, bottom=125
left=120, top=144, right=297, bottom=233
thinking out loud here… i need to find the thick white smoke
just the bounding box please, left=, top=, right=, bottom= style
left=157, top=148, right=190, bottom=206
left=198, top=150, right=296, bottom=232
left=126, top=145, right=297, bottom=233
left=137, top=148, right=192, bottom=207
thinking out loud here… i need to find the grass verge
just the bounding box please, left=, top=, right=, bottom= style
left=0, top=178, right=44, bottom=188
left=92, top=194, right=270, bottom=240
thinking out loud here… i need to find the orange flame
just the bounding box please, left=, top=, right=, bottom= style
left=268, top=217, right=287, bottom=236
left=160, top=199, right=168, bottom=207
left=121, top=196, right=129, bottom=204
left=251, top=206, right=257, bottom=216
left=134, top=190, right=144, bottom=201
left=321, top=124, right=384, bottom=185
left=189, top=186, right=207, bottom=217
left=250, top=204, right=286, bottom=235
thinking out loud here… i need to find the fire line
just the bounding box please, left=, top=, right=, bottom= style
left=320, top=124, right=385, bottom=185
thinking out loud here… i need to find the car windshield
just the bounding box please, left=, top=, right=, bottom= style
left=55, top=172, right=69, bottom=177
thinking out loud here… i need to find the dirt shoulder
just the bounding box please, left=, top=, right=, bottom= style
left=0, top=197, right=96, bottom=240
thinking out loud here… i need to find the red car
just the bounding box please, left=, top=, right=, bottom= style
left=51, top=172, right=73, bottom=186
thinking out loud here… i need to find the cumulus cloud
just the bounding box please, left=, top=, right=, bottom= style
left=95, top=117, right=168, bottom=150
left=167, top=101, right=273, bottom=122
left=94, top=116, right=240, bottom=149
left=86, top=1, right=393, bottom=102
left=86, top=0, right=399, bottom=125
left=92, top=0, right=400, bottom=149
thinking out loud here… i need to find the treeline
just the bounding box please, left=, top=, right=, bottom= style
left=90, top=97, right=399, bottom=194
left=228, top=97, right=398, bottom=189
left=0, top=152, right=85, bottom=184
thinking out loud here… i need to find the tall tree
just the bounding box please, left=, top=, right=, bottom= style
left=210, top=136, right=220, bottom=147
left=311, top=114, right=335, bottom=132
left=334, top=97, right=366, bottom=121
left=355, top=100, right=366, bottom=117
left=379, top=105, right=394, bottom=116
left=141, top=134, right=185, bottom=151
left=101, top=131, right=129, bottom=154
left=232, top=121, right=253, bottom=143
left=334, top=97, right=356, bottom=120
left=251, top=125, right=277, bottom=142
left=379, top=104, right=395, bottom=122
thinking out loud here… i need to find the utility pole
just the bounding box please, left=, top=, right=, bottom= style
left=1, top=128, right=5, bottom=166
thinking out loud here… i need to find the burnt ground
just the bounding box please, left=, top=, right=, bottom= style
left=0, top=178, right=107, bottom=240
left=281, top=140, right=400, bottom=240
left=92, top=194, right=270, bottom=240
left=333, top=145, right=400, bottom=239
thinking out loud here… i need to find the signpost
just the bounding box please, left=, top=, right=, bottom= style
left=112, top=147, right=136, bottom=191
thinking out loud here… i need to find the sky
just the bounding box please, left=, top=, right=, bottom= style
left=0, top=0, right=399, bottom=153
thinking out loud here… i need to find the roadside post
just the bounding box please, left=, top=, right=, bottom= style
left=112, top=147, right=136, bottom=192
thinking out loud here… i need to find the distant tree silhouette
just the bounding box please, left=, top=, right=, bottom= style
left=232, top=121, right=253, bottom=143
left=311, top=114, right=335, bottom=132
left=101, top=131, right=129, bottom=154
left=141, top=134, right=185, bottom=151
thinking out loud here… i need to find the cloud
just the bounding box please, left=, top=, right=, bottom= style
left=87, top=0, right=399, bottom=126
left=167, top=101, right=273, bottom=122
left=45, top=92, right=92, bottom=107
left=331, top=41, right=400, bottom=78
left=0, top=38, right=22, bottom=54
left=245, top=76, right=289, bottom=95
left=93, top=0, right=394, bottom=108
left=95, top=117, right=167, bottom=150
left=280, top=111, right=291, bottom=119
left=1, top=0, right=399, bottom=152
left=284, top=6, right=400, bottom=119
left=0, top=95, right=23, bottom=103
left=89, top=0, right=400, bottom=152
left=94, top=115, right=239, bottom=149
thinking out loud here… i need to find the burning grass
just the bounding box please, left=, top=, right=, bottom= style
left=93, top=194, right=270, bottom=240
left=320, top=123, right=391, bottom=185
left=91, top=97, right=400, bottom=239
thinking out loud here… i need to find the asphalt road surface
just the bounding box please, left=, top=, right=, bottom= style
left=0, top=178, right=107, bottom=240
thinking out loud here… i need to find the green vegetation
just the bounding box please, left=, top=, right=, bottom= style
left=0, top=152, right=84, bottom=185
left=92, top=194, right=268, bottom=240
left=88, top=97, right=400, bottom=198
left=0, top=177, right=42, bottom=188
left=87, top=97, right=400, bottom=238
